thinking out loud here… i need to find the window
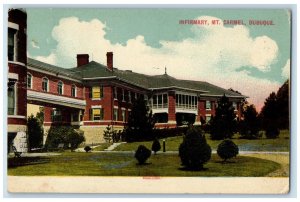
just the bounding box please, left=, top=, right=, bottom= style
left=91, top=86, right=103, bottom=99
left=27, top=73, right=32, bottom=89
left=90, top=108, right=104, bottom=121
left=8, top=80, right=16, bottom=115
left=232, top=102, right=237, bottom=110
left=205, top=115, right=211, bottom=123
left=206, top=100, right=211, bottom=110
left=51, top=109, right=62, bottom=122
left=175, top=94, right=197, bottom=109
left=113, top=108, right=118, bottom=121
left=122, top=89, right=125, bottom=101
left=163, top=94, right=168, bottom=108
left=57, top=81, right=63, bottom=95
left=42, top=78, right=48, bottom=92
left=152, top=93, right=168, bottom=109
left=71, top=84, right=76, bottom=97
left=128, top=91, right=131, bottom=103
left=71, top=113, right=79, bottom=122
left=8, top=28, right=17, bottom=61
left=113, top=87, right=117, bottom=99
left=122, top=110, right=126, bottom=122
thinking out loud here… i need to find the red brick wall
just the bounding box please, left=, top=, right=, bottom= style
left=168, top=91, right=176, bottom=122
left=28, top=70, right=84, bottom=99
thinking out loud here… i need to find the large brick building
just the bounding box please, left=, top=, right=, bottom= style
left=26, top=52, right=246, bottom=145
left=7, top=9, right=28, bottom=152
left=8, top=9, right=246, bottom=150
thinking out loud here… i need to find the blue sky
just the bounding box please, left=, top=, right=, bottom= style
left=27, top=8, right=291, bottom=110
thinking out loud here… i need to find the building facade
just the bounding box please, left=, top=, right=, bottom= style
left=26, top=52, right=246, bottom=145
left=7, top=9, right=28, bottom=152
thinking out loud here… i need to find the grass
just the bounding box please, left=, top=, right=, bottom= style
left=115, top=130, right=290, bottom=152
left=92, top=143, right=112, bottom=151
left=7, top=152, right=281, bottom=177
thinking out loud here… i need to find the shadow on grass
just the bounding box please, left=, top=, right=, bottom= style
left=178, top=167, right=209, bottom=171
left=8, top=157, right=50, bottom=168
left=136, top=162, right=152, bottom=166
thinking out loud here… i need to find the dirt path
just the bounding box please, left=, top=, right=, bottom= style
left=242, top=153, right=289, bottom=177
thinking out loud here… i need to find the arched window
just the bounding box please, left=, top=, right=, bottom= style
left=57, top=81, right=63, bottom=95
left=42, top=77, right=49, bottom=92
left=71, top=84, right=76, bottom=97
left=27, top=73, right=32, bottom=89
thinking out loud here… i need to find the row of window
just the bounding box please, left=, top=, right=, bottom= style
left=89, top=108, right=128, bottom=122
left=176, top=94, right=197, bottom=110
left=205, top=100, right=237, bottom=110
left=27, top=73, right=77, bottom=97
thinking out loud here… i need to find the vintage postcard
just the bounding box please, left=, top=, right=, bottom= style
left=6, top=7, right=291, bottom=194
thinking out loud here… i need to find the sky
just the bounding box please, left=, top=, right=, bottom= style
left=26, top=8, right=291, bottom=111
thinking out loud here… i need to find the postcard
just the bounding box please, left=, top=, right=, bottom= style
left=6, top=7, right=291, bottom=194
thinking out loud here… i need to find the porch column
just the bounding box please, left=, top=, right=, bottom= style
left=168, top=91, right=176, bottom=124
left=195, top=96, right=202, bottom=125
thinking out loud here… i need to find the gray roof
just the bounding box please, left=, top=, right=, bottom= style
left=27, top=58, right=246, bottom=98
left=27, top=58, right=82, bottom=80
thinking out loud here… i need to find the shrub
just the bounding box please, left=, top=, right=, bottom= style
left=265, top=125, right=280, bottom=139
left=151, top=139, right=161, bottom=154
left=217, top=139, right=239, bottom=162
left=27, top=115, right=43, bottom=150
left=84, top=146, right=92, bottom=152
left=45, top=126, right=85, bottom=151
left=134, top=145, right=151, bottom=164
left=179, top=126, right=211, bottom=170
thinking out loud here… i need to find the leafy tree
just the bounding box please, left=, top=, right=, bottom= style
left=135, top=145, right=151, bottom=164
left=124, top=96, right=155, bottom=142
left=259, top=80, right=289, bottom=138
left=27, top=115, right=43, bottom=150
left=276, top=80, right=289, bottom=129
left=179, top=126, right=211, bottom=170
left=151, top=138, right=161, bottom=154
left=210, top=94, right=237, bottom=140
left=239, top=104, right=261, bottom=139
left=45, top=126, right=85, bottom=150
left=217, top=139, right=239, bottom=162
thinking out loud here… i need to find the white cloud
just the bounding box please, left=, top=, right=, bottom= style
left=281, top=59, right=290, bottom=79
left=32, top=16, right=282, bottom=111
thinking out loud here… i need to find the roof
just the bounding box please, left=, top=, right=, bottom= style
left=27, top=58, right=82, bottom=80
left=27, top=57, right=246, bottom=98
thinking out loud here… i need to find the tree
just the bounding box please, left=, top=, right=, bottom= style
left=217, top=139, right=239, bottom=162
left=134, top=145, right=151, bottom=165
left=45, top=126, right=85, bottom=150
left=151, top=139, right=161, bottom=154
left=210, top=94, right=237, bottom=140
left=27, top=115, right=43, bottom=150
left=259, top=80, right=289, bottom=138
left=239, top=104, right=261, bottom=139
left=276, top=80, right=289, bottom=129
left=179, top=126, right=211, bottom=170
left=123, top=96, right=155, bottom=142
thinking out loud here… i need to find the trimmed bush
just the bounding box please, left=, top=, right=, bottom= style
left=217, top=139, right=239, bottom=162
left=151, top=139, right=161, bottom=154
left=84, top=146, right=92, bottom=152
left=265, top=125, right=280, bottom=139
left=134, top=145, right=151, bottom=165
left=179, top=126, right=212, bottom=170
left=45, top=126, right=85, bottom=151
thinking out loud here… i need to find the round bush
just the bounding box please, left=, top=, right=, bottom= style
left=265, top=126, right=280, bottom=139
left=217, top=139, right=239, bottom=162
left=84, top=146, right=92, bottom=152
left=134, top=145, right=151, bottom=164
left=151, top=139, right=161, bottom=154
left=179, top=126, right=212, bottom=170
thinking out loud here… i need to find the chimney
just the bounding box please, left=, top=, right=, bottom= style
left=106, top=52, right=113, bottom=71
left=77, top=54, right=89, bottom=67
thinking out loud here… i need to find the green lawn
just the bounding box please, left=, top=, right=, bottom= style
left=115, top=130, right=290, bottom=152
left=8, top=152, right=281, bottom=177
left=92, top=143, right=112, bottom=151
